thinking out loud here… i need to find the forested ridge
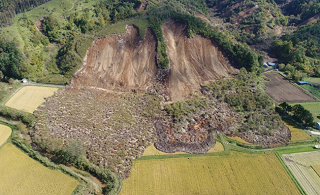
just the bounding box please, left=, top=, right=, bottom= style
left=0, top=0, right=52, bottom=26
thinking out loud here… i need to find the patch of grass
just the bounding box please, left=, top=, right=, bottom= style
left=301, top=84, right=320, bottom=99
left=0, top=143, right=78, bottom=195
left=120, top=152, right=300, bottom=195
left=277, top=146, right=320, bottom=155
left=282, top=119, right=312, bottom=142
left=227, top=136, right=253, bottom=145
left=305, top=77, right=320, bottom=85
left=5, top=86, right=59, bottom=113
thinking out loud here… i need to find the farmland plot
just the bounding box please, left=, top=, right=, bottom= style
left=0, top=124, right=11, bottom=146
left=120, top=152, right=299, bottom=195
left=264, top=73, right=314, bottom=103
left=282, top=119, right=312, bottom=141
left=5, top=86, right=59, bottom=113
left=142, top=142, right=224, bottom=156
left=282, top=151, right=320, bottom=194
left=0, top=143, right=78, bottom=195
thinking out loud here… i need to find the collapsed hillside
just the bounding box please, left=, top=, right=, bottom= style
left=32, top=19, right=291, bottom=179
left=162, top=19, right=237, bottom=101
left=71, top=25, right=158, bottom=93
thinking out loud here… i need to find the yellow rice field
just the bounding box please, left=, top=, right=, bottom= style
left=282, top=119, right=312, bottom=142
left=120, top=152, right=299, bottom=195
left=0, top=124, right=11, bottom=146
left=227, top=136, right=253, bottom=144
left=312, top=164, right=320, bottom=177
left=0, top=143, right=78, bottom=195
left=5, top=86, right=59, bottom=113
left=142, top=142, right=224, bottom=156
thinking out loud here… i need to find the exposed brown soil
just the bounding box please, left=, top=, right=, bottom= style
left=222, top=2, right=243, bottom=18
left=264, top=73, right=315, bottom=103
left=231, top=5, right=259, bottom=24
left=162, top=19, right=237, bottom=101
left=194, top=11, right=211, bottom=24
left=35, top=17, right=45, bottom=34
left=138, top=1, right=148, bottom=11
left=71, top=25, right=158, bottom=93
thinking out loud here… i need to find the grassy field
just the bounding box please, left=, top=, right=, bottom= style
left=282, top=151, right=320, bottom=194
left=282, top=119, right=312, bottom=142
left=142, top=142, right=224, bottom=156
left=227, top=136, right=253, bottom=144
left=5, top=86, right=59, bottom=113
left=0, top=143, right=78, bottom=195
left=0, top=124, right=11, bottom=146
left=290, top=101, right=320, bottom=122
left=120, top=152, right=300, bottom=195
left=301, top=84, right=320, bottom=99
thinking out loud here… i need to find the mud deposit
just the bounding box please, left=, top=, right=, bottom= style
left=162, top=19, right=237, bottom=101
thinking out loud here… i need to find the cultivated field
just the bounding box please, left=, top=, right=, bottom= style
left=142, top=142, right=224, bottom=156
left=0, top=143, right=78, bottom=195
left=282, top=119, right=312, bottom=142
left=291, top=101, right=320, bottom=122
left=264, top=73, right=314, bottom=103
left=120, top=152, right=299, bottom=195
left=5, top=86, right=59, bottom=113
left=282, top=151, right=320, bottom=194
left=0, top=124, right=11, bottom=146
left=227, top=136, right=252, bottom=144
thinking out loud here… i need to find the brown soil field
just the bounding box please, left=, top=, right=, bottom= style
left=71, top=25, right=158, bottom=93
left=264, top=73, right=315, bottom=103
left=162, top=19, right=237, bottom=101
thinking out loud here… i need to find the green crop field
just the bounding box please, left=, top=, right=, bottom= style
left=0, top=124, right=11, bottom=146
left=120, top=152, right=300, bottom=195
left=142, top=142, right=224, bottom=156
left=282, top=151, right=320, bottom=194
left=0, top=143, right=78, bottom=195
left=282, top=119, right=312, bottom=142
left=5, top=86, right=59, bottom=113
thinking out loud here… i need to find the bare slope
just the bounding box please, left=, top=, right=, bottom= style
left=71, top=25, right=157, bottom=92
left=162, top=19, right=237, bottom=101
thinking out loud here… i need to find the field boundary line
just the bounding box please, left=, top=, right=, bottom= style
left=275, top=151, right=307, bottom=195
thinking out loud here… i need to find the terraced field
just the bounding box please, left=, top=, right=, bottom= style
left=5, top=86, right=59, bottom=113
left=142, top=142, right=224, bottom=156
left=282, top=151, right=320, bottom=194
left=0, top=143, right=78, bottom=195
left=120, top=152, right=300, bottom=195
left=0, top=124, right=11, bottom=146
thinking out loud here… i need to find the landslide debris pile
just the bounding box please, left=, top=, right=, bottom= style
left=33, top=88, right=161, bottom=179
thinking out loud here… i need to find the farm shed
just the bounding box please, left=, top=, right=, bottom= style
left=316, top=122, right=320, bottom=130
left=298, top=81, right=309, bottom=85
left=267, top=62, right=277, bottom=66
left=263, top=63, right=268, bottom=68
left=22, top=78, right=27, bottom=83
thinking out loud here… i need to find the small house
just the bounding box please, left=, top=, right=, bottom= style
left=263, top=63, right=268, bottom=68
left=22, top=78, right=27, bottom=83
left=298, top=81, right=309, bottom=85
left=316, top=122, right=320, bottom=130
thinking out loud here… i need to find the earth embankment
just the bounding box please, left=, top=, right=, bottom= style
left=162, top=19, right=237, bottom=101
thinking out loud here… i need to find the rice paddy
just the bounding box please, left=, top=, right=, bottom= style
left=0, top=143, right=78, bottom=195
left=5, top=86, right=59, bottom=113
left=120, top=152, right=300, bottom=195
left=0, top=124, right=11, bottom=146
left=282, top=119, right=312, bottom=142
left=142, top=142, right=224, bottom=156
left=282, top=151, right=320, bottom=194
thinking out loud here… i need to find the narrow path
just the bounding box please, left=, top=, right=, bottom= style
left=68, top=0, right=79, bottom=11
